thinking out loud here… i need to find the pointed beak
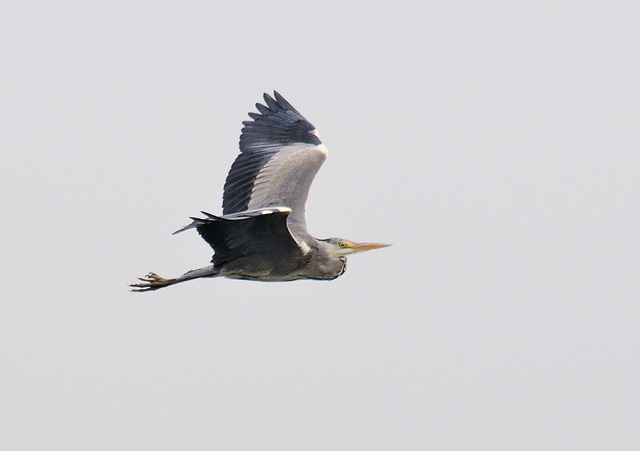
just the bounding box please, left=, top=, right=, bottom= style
left=350, top=242, right=392, bottom=253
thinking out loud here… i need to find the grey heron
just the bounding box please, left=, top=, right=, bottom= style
left=131, top=91, right=389, bottom=291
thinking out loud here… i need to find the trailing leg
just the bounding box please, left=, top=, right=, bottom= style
left=130, top=265, right=218, bottom=292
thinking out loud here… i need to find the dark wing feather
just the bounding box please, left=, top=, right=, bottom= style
left=222, top=92, right=326, bottom=236
left=237, top=91, right=319, bottom=154
left=193, top=210, right=302, bottom=270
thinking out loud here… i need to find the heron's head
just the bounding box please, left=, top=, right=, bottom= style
left=322, top=238, right=391, bottom=257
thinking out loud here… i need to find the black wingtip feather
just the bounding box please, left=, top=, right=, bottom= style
left=255, top=103, right=271, bottom=115
left=239, top=91, right=320, bottom=154
left=263, top=93, right=280, bottom=112
left=273, top=91, right=294, bottom=110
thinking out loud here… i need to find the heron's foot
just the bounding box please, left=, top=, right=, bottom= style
left=129, top=272, right=177, bottom=292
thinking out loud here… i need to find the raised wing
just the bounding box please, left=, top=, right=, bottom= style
left=222, top=91, right=327, bottom=236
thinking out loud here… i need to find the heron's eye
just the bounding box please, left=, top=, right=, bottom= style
left=339, top=242, right=348, bottom=248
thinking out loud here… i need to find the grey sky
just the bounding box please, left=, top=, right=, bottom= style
left=1, top=1, right=639, bottom=449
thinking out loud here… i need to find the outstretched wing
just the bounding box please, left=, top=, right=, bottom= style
left=222, top=91, right=327, bottom=237
left=185, top=208, right=304, bottom=274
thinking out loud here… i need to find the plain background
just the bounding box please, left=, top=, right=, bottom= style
left=1, top=1, right=639, bottom=449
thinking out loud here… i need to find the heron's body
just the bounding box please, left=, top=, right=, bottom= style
left=131, top=92, right=388, bottom=291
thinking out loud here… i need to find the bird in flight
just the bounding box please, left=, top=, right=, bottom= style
left=131, top=91, right=389, bottom=291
